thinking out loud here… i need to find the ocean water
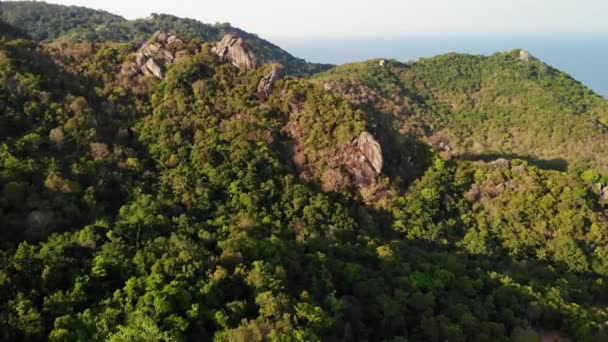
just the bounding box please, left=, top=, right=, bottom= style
left=274, top=35, right=608, bottom=97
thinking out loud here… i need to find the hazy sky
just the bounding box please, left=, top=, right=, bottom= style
left=41, top=0, right=608, bottom=39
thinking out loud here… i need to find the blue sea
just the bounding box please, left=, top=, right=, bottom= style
left=274, top=35, right=608, bottom=97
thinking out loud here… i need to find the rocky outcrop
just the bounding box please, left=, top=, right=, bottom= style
left=257, top=67, right=283, bottom=102
left=492, top=158, right=510, bottom=169
left=333, top=131, right=384, bottom=188
left=355, top=131, right=383, bottom=174
left=519, top=50, right=531, bottom=63
left=121, top=31, right=192, bottom=80
left=213, top=33, right=258, bottom=71
left=282, top=98, right=384, bottom=191
left=344, top=146, right=380, bottom=187
left=145, top=58, right=164, bottom=79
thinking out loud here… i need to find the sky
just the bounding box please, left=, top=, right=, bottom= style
left=36, top=0, right=608, bottom=39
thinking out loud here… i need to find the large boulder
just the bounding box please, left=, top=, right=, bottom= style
left=344, top=149, right=380, bottom=187
left=213, top=33, right=258, bottom=71
left=355, top=131, right=383, bottom=174
left=145, top=58, right=164, bottom=79
left=257, top=67, right=283, bottom=102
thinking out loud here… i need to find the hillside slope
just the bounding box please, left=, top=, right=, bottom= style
left=0, top=1, right=331, bottom=76
left=315, top=52, right=608, bottom=172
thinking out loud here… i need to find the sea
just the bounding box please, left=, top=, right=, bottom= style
left=274, top=34, right=608, bottom=97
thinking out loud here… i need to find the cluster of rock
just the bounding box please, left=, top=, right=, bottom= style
left=212, top=33, right=258, bottom=71
left=121, top=31, right=191, bottom=80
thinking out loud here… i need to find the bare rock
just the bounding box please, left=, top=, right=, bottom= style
left=257, top=67, right=283, bottom=102
left=355, top=131, right=383, bottom=174
left=601, top=186, right=608, bottom=201
left=492, top=158, right=510, bottom=169
left=135, top=52, right=146, bottom=66
left=156, top=31, right=168, bottom=43
left=324, top=82, right=333, bottom=91
left=167, top=35, right=183, bottom=47
left=213, top=33, right=258, bottom=71
left=344, top=150, right=379, bottom=187
left=145, top=58, right=164, bottom=79
left=519, top=50, right=531, bottom=63
left=140, top=64, right=153, bottom=77
left=379, top=59, right=386, bottom=67
left=121, top=31, right=194, bottom=80
left=438, top=141, right=452, bottom=152
left=144, top=43, right=160, bottom=54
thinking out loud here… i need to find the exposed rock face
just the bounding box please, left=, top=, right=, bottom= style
left=344, top=147, right=380, bottom=187
left=601, top=186, right=608, bottom=201
left=519, top=50, right=531, bottom=62
left=257, top=67, right=283, bottom=102
left=213, top=33, right=258, bottom=71
left=324, top=82, right=333, bottom=91
left=145, top=58, right=164, bottom=79
left=121, top=31, right=192, bottom=80
left=355, top=131, right=383, bottom=174
left=492, top=158, right=510, bottom=169
left=379, top=59, right=386, bottom=67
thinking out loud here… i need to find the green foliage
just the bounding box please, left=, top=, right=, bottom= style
left=0, top=1, right=123, bottom=41
left=317, top=51, right=608, bottom=172
left=0, top=8, right=608, bottom=342
left=0, top=2, right=331, bottom=76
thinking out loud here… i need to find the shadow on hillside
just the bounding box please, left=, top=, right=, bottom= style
left=295, top=187, right=607, bottom=339
left=459, top=152, right=569, bottom=172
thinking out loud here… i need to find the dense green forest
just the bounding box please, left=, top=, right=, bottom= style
left=315, top=54, right=608, bottom=172
left=1, top=2, right=608, bottom=341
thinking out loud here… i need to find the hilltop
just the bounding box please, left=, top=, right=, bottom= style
left=0, top=1, right=331, bottom=76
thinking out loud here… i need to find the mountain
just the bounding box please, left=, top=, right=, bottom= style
left=0, top=1, right=331, bottom=76
left=1, top=4, right=608, bottom=341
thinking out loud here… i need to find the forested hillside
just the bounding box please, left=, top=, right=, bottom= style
left=0, top=1, right=331, bottom=76
left=315, top=53, right=608, bottom=172
left=1, top=2, right=608, bottom=341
